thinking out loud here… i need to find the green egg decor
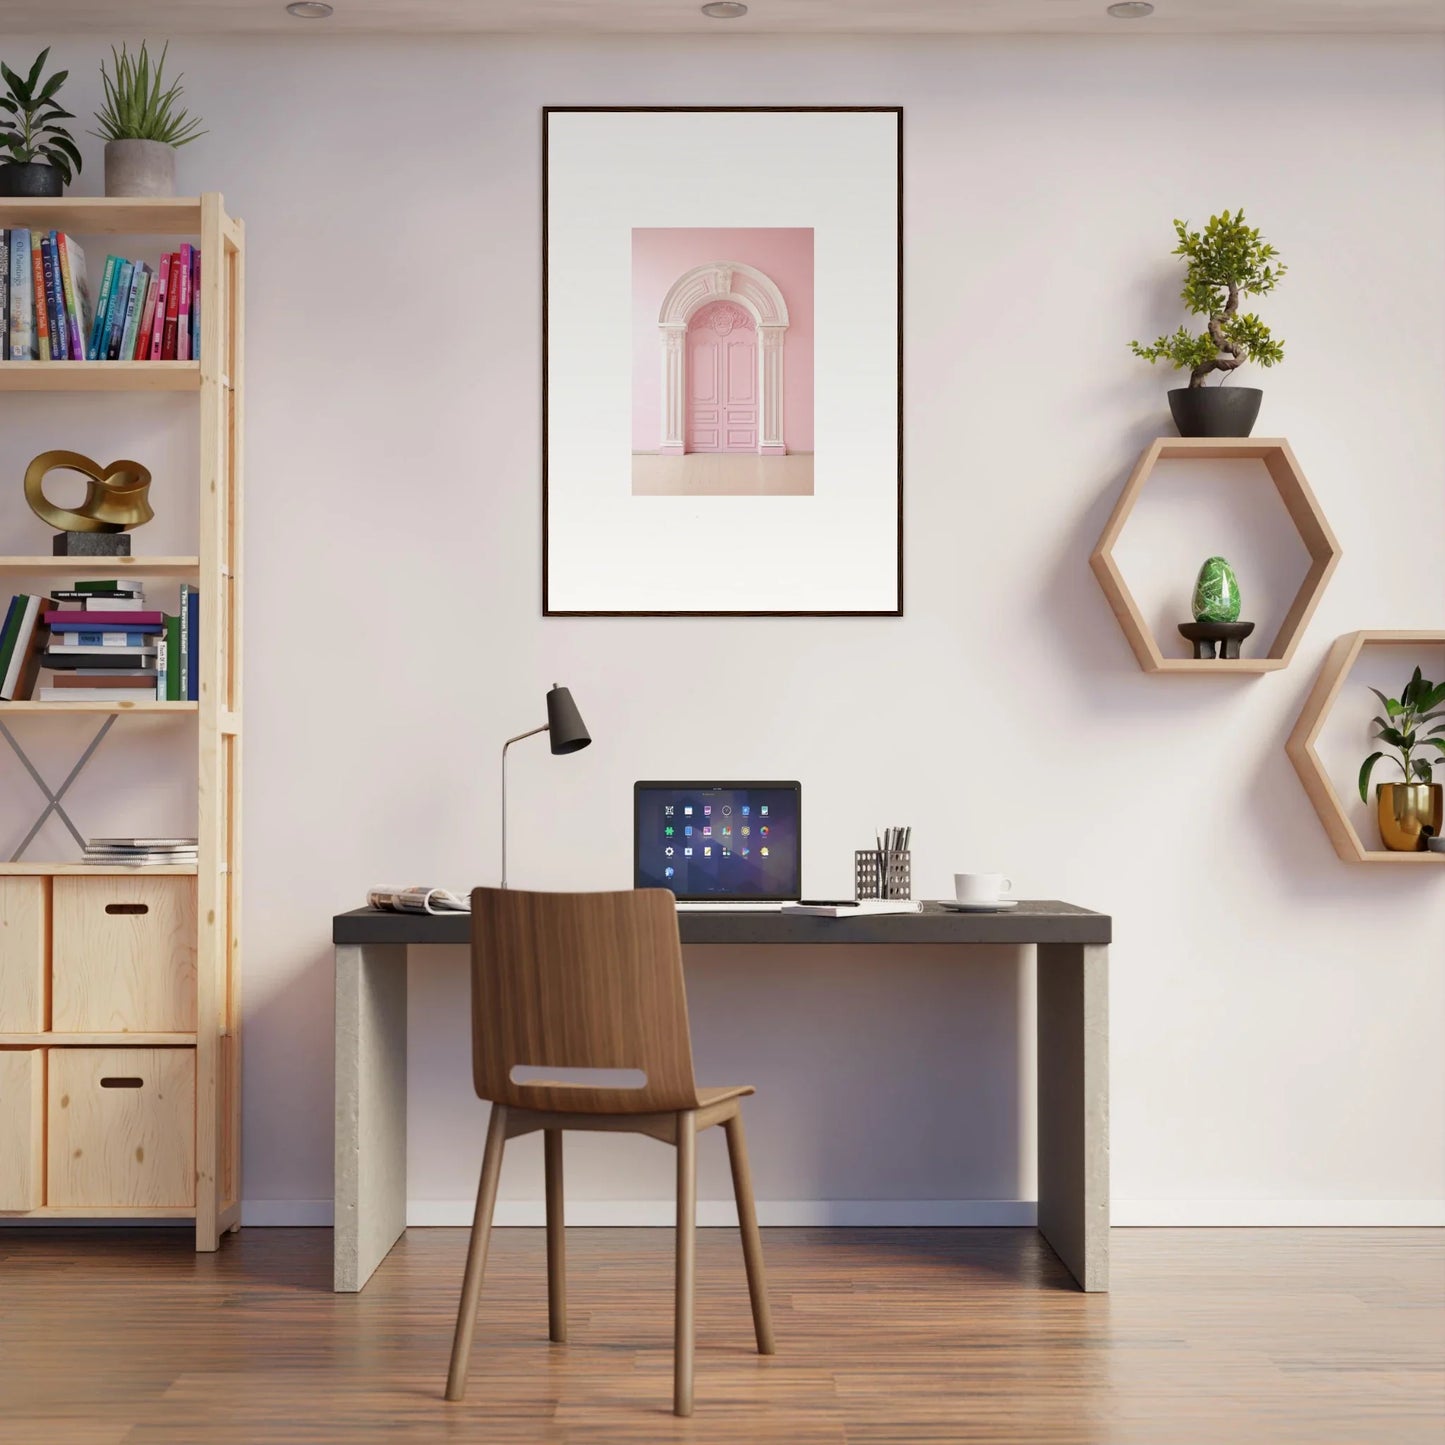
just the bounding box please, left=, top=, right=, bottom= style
left=1192, top=556, right=1241, bottom=623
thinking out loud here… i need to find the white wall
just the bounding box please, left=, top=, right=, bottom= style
left=3, top=33, right=1442, bottom=1227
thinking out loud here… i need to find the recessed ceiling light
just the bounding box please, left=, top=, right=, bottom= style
left=1106, top=1, right=1155, bottom=16
left=701, top=2, right=749, bottom=17
left=286, top=1, right=334, bottom=16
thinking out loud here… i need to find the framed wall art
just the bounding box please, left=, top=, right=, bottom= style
left=543, top=106, right=903, bottom=616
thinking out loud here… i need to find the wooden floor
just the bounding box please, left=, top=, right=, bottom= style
left=0, top=1227, right=1441, bottom=1443
left=632, top=452, right=815, bottom=495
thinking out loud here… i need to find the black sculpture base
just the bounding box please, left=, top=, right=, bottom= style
left=1178, top=620, right=1256, bottom=660
left=53, top=532, right=131, bottom=556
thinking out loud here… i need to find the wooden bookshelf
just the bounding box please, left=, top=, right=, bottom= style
left=0, top=194, right=244, bottom=1250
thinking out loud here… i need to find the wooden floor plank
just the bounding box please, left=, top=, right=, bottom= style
left=0, top=1227, right=1440, bottom=1444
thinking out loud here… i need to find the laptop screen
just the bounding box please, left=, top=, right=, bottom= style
left=634, top=781, right=801, bottom=901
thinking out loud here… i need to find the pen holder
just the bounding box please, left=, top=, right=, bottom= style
left=855, top=849, right=911, bottom=901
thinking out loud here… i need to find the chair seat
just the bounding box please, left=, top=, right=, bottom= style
left=697, top=1085, right=754, bottom=1108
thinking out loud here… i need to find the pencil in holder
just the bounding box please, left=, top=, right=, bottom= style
left=855, top=849, right=911, bottom=901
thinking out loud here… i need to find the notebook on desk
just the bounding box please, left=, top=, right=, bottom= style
left=634, top=780, right=803, bottom=910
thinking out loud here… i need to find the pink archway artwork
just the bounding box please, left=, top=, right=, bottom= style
left=657, top=261, right=789, bottom=457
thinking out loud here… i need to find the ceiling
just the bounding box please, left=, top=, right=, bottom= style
left=7, top=0, right=1444, bottom=36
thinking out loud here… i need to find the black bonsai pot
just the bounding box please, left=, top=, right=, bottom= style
left=1168, top=386, right=1263, bottom=438
left=0, top=161, right=64, bottom=197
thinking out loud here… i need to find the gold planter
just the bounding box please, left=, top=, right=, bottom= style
left=1376, top=782, right=1444, bottom=852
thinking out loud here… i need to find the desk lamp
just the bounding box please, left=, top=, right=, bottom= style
left=500, top=684, right=591, bottom=887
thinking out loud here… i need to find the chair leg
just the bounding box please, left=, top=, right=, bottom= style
left=444, top=1103, right=508, bottom=1402
left=544, top=1128, right=567, bottom=1343
left=723, top=1111, right=776, bottom=1355
left=674, top=1110, right=698, bottom=1418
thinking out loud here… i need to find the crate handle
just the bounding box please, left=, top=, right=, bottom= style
left=100, top=1077, right=144, bottom=1089
left=105, top=903, right=149, bottom=915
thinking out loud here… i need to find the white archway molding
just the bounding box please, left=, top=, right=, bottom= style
left=657, top=261, right=789, bottom=456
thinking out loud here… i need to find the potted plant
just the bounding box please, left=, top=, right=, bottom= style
left=0, top=49, right=82, bottom=198
left=1359, top=667, right=1445, bottom=851
left=1130, top=210, right=1285, bottom=438
left=92, top=42, right=205, bottom=198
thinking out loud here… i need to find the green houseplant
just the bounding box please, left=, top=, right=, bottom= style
left=92, top=42, right=205, bottom=198
left=0, top=49, right=82, bottom=197
left=1358, top=667, right=1445, bottom=851
left=1131, top=210, right=1285, bottom=438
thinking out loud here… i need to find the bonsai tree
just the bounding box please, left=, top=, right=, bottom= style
left=1131, top=210, right=1285, bottom=388
left=92, top=42, right=206, bottom=149
left=1359, top=667, right=1445, bottom=802
left=0, top=48, right=83, bottom=185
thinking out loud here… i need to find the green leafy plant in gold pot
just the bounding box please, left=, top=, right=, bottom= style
left=1358, top=668, right=1445, bottom=852
left=0, top=49, right=82, bottom=197
left=92, top=42, right=205, bottom=198
left=1130, top=210, right=1285, bottom=439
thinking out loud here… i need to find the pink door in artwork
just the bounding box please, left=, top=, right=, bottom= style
left=687, top=301, right=758, bottom=453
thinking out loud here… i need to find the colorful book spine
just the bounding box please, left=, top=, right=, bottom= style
left=186, top=587, right=199, bottom=701
left=147, top=254, right=171, bottom=359
left=41, top=234, right=67, bottom=361
left=89, top=254, right=119, bottom=360
left=57, top=234, right=90, bottom=361
left=134, top=267, right=160, bottom=359
left=0, top=596, right=23, bottom=680
left=1, top=596, right=51, bottom=700
left=49, top=611, right=165, bottom=629
left=189, top=248, right=200, bottom=359
left=164, top=613, right=181, bottom=700
left=30, top=234, right=49, bottom=362
left=118, top=264, right=149, bottom=363
left=58, top=631, right=153, bottom=647
left=162, top=253, right=181, bottom=360
left=176, top=244, right=193, bottom=363
left=103, top=260, right=134, bottom=361
left=155, top=633, right=168, bottom=700
left=0, top=230, right=9, bottom=361
left=8, top=229, right=32, bottom=359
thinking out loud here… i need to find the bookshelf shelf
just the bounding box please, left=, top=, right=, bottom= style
left=0, top=194, right=242, bottom=1252
left=0, top=557, right=200, bottom=574
left=0, top=361, right=200, bottom=392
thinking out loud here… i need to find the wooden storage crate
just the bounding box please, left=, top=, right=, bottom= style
left=47, top=1048, right=195, bottom=1208
left=0, top=1049, right=44, bottom=1211
left=51, top=876, right=198, bottom=1033
left=0, top=876, right=48, bottom=1032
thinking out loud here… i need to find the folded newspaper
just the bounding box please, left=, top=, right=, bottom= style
left=367, top=886, right=471, bottom=915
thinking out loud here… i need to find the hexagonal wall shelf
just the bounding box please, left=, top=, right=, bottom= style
left=1286, top=630, right=1445, bottom=866
left=1090, top=437, right=1342, bottom=673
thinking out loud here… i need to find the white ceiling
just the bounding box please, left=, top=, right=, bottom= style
left=8, top=0, right=1445, bottom=36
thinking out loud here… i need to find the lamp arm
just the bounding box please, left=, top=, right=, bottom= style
left=500, top=724, right=550, bottom=889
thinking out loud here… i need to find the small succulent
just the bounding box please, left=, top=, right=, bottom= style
left=1359, top=667, right=1445, bottom=802
left=92, top=42, right=206, bottom=149
left=0, top=49, right=83, bottom=184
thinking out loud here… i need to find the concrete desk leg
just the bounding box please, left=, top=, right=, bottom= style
left=1036, top=942, right=1109, bottom=1291
left=334, top=943, right=409, bottom=1292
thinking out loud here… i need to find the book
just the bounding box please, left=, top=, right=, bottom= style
left=57, top=233, right=90, bottom=360
left=134, top=266, right=160, bottom=359
left=163, top=613, right=181, bottom=701
left=55, top=631, right=156, bottom=646
left=90, top=837, right=198, bottom=848
left=162, top=253, right=181, bottom=360
left=49, top=611, right=165, bottom=629
left=103, top=259, right=133, bottom=361
left=9, top=229, right=33, bottom=359
left=190, top=248, right=200, bottom=359
left=37, top=687, right=158, bottom=702
left=184, top=586, right=199, bottom=701
left=47, top=671, right=157, bottom=688
left=1, top=596, right=52, bottom=699
left=41, top=233, right=67, bottom=360
left=75, top=579, right=139, bottom=594
left=147, top=253, right=171, bottom=359
left=89, top=254, right=120, bottom=359
left=0, top=596, right=24, bottom=682
left=42, top=649, right=157, bottom=669
left=176, top=244, right=193, bottom=363
left=0, top=230, right=8, bottom=361
left=118, top=264, right=149, bottom=362
left=30, top=234, right=49, bottom=362
left=50, top=594, right=147, bottom=609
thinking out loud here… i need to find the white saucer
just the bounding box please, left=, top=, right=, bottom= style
left=934, top=898, right=1018, bottom=912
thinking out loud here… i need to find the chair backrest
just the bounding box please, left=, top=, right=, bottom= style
left=468, top=887, right=701, bottom=1115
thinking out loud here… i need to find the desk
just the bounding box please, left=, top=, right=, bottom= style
left=332, top=900, right=1110, bottom=1294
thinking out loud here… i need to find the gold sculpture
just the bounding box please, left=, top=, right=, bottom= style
left=24, top=450, right=154, bottom=533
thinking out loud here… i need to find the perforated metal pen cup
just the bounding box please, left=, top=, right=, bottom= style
left=855, top=849, right=911, bottom=901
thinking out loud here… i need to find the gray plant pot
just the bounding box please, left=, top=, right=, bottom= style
left=104, top=139, right=177, bottom=198
left=1167, top=386, right=1263, bottom=438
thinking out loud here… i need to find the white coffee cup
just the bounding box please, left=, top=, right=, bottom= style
left=954, top=872, right=1012, bottom=905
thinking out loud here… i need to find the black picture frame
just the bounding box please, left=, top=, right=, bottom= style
left=542, top=105, right=904, bottom=618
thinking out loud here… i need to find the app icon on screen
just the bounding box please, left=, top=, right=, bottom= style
left=665, top=825, right=675, bottom=837
left=722, top=805, right=732, bottom=816
left=665, top=866, right=675, bottom=878
left=684, top=848, right=692, bottom=856
left=684, top=805, right=693, bottom=815
left=704, top=805, right=712, bottom=816
left=760, top=825, right=769, bottom=837
left=741, top=826, right=750, bottom=837
left=665, top=846, right=674, bottom=856
left=664, top=805, right=674, bottom=816
left=703, top=846, right=712, bottom=857
left=741, top=847, right=750, bottom=857
left=742, top=805, right=750, bottom=817
left=684, top=825, right=693, bottom=837
left=721, top=826, right=730, bottom=837
left=760, top=805, right=769, bottom=816
left=702, top=826, right=711, bottom=836
left=722, top=848, right=731, bottom=857
left=760, top=847, right=769, bottom=856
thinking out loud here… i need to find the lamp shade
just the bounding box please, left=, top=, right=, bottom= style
left=545, top=684, right=591, bottom=754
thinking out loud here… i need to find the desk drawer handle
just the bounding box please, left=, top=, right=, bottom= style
left=105, top=903, right=149, bottom=915
left=100, top=1077, right=144, bottom=1089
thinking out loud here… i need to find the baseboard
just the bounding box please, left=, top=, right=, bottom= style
left=241, top=1200, right=336, bottom=1227
left=1112, top=1200, right=1445, bottom=1227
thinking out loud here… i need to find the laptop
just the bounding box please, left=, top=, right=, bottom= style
left=634, top=781, right=802, bottom=910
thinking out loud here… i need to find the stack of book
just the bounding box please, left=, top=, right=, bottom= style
left=1, top=230, right=200, bottom=363
left=83, top=837, right=198, bottom=868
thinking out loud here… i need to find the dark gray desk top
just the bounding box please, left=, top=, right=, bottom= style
left=333, top=900, right=1109, bottom=947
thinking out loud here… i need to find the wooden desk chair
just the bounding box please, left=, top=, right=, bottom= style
left=445, top=887, right=776, bottom=1417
